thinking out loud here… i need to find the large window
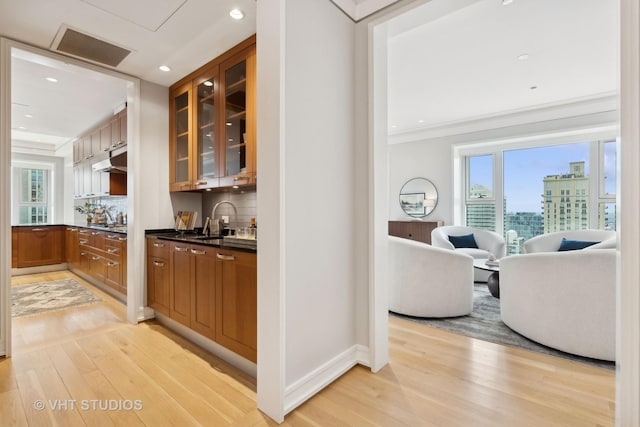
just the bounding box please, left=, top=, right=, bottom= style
left=13, top=164, right=53, bottom=225
left=463, top=140, right=616, bottom=255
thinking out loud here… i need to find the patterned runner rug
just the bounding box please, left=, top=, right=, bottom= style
left=12, top=278, right=102, bottom=318
left=391, top=284, right=615, bottom=370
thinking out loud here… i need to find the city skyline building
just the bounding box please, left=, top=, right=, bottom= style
left=542, top=161, right=590, bottom=233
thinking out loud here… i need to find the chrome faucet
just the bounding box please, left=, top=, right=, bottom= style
left=211, top=201, right=238, bottom=235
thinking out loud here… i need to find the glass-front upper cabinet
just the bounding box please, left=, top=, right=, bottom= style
left=193, top=68, right=219, bottom=190
left=170, top=83, right=192, bottom=191
left=169, top=36, right=255, bottom=192
left=219, top=46, right=256, bottom=188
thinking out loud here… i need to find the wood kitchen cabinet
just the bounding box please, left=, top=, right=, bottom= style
left=147, top=238, right=170, bottom=315
left=146, top=237, right=256, bottom=362
left=73, top=108, right=127, bottom=198
left=104, top=232, right=127, bottom=294
left=13, top=226, right=65, bottom=268
left=169, top=83, right=193, bottom=191
left=65, top=227, right=80, bottom=269
left=169, top=35, right=256, bottom=192
left=72, top=227, right=127, bottom=297
left=218, top=46, right=256, bottom=188
left=215, top=248, right=257, bottom=362
left=168, top=241, right=216, bottom=339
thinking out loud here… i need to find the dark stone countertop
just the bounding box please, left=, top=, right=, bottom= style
left=146, top=229, right=256, bottom=253
left=12, top=223, right=127, bottom=235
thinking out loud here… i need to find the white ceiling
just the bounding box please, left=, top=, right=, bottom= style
left=387, top=0, right=618, bottom=135
left=0, top=0, right=259, bottom=150
left=3, top=0, right=392, bottom=151
left=4, top=0, right=614, bottom=150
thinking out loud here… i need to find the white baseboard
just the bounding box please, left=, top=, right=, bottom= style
left=284, top=344, right=371, bottom=415
left=136, top=306, right=155, bottom=322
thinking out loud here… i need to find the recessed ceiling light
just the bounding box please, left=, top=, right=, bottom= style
left=418, top=119, right=424, bottom=123
left=24, top=114, right=33, bottom=118
left=226, top=122, right=232, bottom=126
left=229, top=8, right=244, bottom=20
left=159, top=65, right=171, bottom=72
left=203, top=80, right=213, bottom=87
left=502, top=0, right=514, bottom=5
left=391, top=125, right=398, bottom=129
left=45, top=77, right=58, bottom=83
left=517, top=54, right=529, bottom=61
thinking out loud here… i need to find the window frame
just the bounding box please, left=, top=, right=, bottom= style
left=12, top=161, right=55, bottom=225
left=454, top=132, right=617, bottom=242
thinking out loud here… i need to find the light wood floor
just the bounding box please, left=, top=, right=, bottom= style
left=3, top=271, right=615, bottom=426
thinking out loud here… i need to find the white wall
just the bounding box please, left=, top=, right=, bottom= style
left=283, top=0, right=357, bottom=383
left=388, top=138, right=453, bottom=223
left=138, top=80, right=186, bottom=231
left=256, top=0, right=362, bottom=421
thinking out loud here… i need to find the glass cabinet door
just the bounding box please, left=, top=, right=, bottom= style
left=222, top=60, right=247, bottom=178
left=195, top=74, right=218, bottom=188
left=171, top=85, right=192, bottom=191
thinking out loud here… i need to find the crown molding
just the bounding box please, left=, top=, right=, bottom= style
left=330, top=0, right=401, bottom=21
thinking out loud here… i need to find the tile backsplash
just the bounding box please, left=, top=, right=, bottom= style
left=202, top=189, right=256, bottom=229
left=73, top=196, right=127, bottom=225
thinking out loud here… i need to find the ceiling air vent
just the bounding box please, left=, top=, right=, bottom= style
left=51, top=25, right=131, bottom=67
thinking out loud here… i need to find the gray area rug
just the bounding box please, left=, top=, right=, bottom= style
left=12, top=278, right=102, bottom=318
left=391, top=284, right=615, bottom=370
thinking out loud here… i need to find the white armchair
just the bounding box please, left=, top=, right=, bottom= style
left=388, top=236, right=474, bottom=318
left=500, top=249, right=616, bottom=361
left=431, top=226, right=506, bottom=282
left=523, top=229, right=616, bottom=253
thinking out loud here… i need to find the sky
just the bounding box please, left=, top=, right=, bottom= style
left=469, top=142, right=617, bottom=213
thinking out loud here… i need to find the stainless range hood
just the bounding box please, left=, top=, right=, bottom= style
left=92, top=151, right=127, bottom=173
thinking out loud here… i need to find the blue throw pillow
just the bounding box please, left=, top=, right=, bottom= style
left=557, top=238, right=599, bottom=251
left=448, top=233, right=478, bottom=249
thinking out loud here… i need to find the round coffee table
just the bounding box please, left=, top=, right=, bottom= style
left=473, top=258, right=500, bottom=298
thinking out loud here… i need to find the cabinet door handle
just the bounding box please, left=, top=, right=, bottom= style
left=91, top=232, right=100, bottom=235
left=92, top=256, right=100, bottom=260
left=79, top=239, right=88, bottom=244
left=106, top=234, right=117, bottom=239
left=107, top=261, right=118, bottom=267
left=191, top=249, right=206, bottom=255
left=196, top=181, right=207, bottom=185
left=67, top=228, right=78, bottom=231
left=153, top=261, right=165, bottom=267
left=153, top=243, right=165, bottom=248
left=118, top=237, right=127, bottom=241
left=80, top=252, right=86, bottom=256
left=86, top=155, right=94, bottom=159
left=31, top=228, right=46, bottom=231
left=216, top=253, right=235, bottom=261
left=103, top=147, right=110, bottom=152
left=174, top=246, right=188, bottom=252
left=107, top=248, right=117, bottom=253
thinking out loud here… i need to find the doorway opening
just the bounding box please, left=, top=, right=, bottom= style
left=1, top=39, right=140, bottom=357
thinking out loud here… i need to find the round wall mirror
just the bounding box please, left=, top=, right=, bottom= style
left=399, top=177, right=438, bottom=218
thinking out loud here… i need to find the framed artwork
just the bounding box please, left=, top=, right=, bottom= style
left=399, top=192, right=425, bottom=216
